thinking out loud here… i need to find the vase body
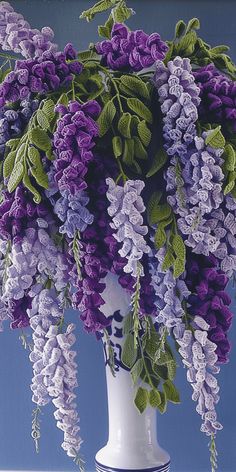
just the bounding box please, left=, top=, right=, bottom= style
left=95, top=274, right=170, bottom=472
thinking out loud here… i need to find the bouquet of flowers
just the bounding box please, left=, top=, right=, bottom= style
left=0, top=0, right=235, bottom=470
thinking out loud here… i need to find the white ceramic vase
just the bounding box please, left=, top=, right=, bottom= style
left=95, top=274, right=170, bottom=472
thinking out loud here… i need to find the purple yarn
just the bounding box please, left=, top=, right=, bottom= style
left=72, top=155, right=156, bottom=333
left=96, top=23, right=168, bottom=72
left=8, top=295, right=32, bottom=329
left=0, top=44, right=82, bottom=106
left=153, top=56, right=200, bottom=157
left=28, top=289, right=82, bottom=459
left=106, top=178, right=150, bottom=277
left=175, top=318, right=222, bottom=436
left=53, top=100, right=100, bottom=196
left=155, top=58, right=236, bottom=273
left=149, top=245, right=190, bottom=328
left=0, top=1, right=58, bottom=59
left=185, top=252, right=232, bottom=364
left=0, top=186, right=50, bottom=241
left=49, top=99, right=101, bottom=239
left=54, top=189, right=94, bottom=239
left=194, top=64, right=236, bottom=132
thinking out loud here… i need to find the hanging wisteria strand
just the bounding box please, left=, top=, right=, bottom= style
left=154, top=55, right=236, bottom=276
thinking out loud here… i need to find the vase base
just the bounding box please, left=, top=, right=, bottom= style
left=95, top=460, right=171, bottom=472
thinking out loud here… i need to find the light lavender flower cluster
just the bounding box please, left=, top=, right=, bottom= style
left=28, top=289, right=81, bottom=459
left=174, top=317, right=222, bottom=436
left=167, top=133, right=225, bottom=255
left=149, top=238, right=222, bottom=437
left=149, top=245, right=190, bottom=328
left=155, top=57, right=224, bottom=253
left=2, top=223, right=59, bottom=303
left=0, top=1, right=57, bottom=59
left=106, top=178, right=150, bottom=277
left=54, top=189, right=94, bottom=239
left=154, top=56, right=200, bottom=157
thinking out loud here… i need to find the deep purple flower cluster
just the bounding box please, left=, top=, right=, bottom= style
left=53, top=100, right=100, bottom=196
left=73, top=156, right=118, bottom=333
left=194, top=64, right=236, bottom=132
left=0, top=1, right=58, bottom=59
left=0, top=44, right=82, bottom=106
left=96, top=23, right=168, bottom=72
left=73, top=155, right=156, bottom=333
left=0, top=186, right=50, bottom=241
left=185, top=252, right=232, bottom=364
left=0, top=98, right=39, bottom=157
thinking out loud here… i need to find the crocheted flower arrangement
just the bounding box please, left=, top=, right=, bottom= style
left=0, top=1, right=235, bottom=470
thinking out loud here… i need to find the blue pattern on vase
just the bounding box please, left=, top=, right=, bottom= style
left=103, top=310, right=129, bottom=372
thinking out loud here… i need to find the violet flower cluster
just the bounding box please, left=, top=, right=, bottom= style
left=0, top=1, right=58, bottom=59
left=185, top=252, right=232, bottom=364
left=194, top=64, right=236, bottom=132
left=96, top=22, right=168, bottom=72
left=50, top=100, right=101, bottom=240
left=155, top=59, right=236, bottom=268
left=106, top=178, right=150, bottom=277
left=0, top=44, right=82, bottom=106
left=54, top=190, right=94, bottom=239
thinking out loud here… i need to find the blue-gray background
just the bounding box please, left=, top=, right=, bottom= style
left=0, top=1, right=235, bottom=471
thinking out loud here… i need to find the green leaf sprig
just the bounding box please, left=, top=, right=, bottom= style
left=94, top=68, right=153, bottom=176
left=147, top=189, right=186, bottom=278
left=121, top=314, right=179, bottom=415
left=168, top=17, right=236, bottom=79
left=222, top=143, right=236, bottom=196
left=80, top=0, right=134, bottom=39
left=3, top=99, right=56, bottom=202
